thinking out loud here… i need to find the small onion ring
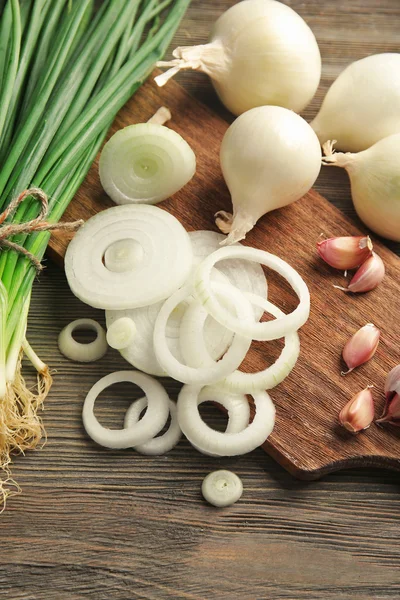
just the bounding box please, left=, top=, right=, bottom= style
left=124, top=397, right=182, bottom=455
left=181, top=293, right=300, bottom=393
left=65, top=204, right=193, bottom=310
left=58, top=318, right=107, bottom=362
left=177, top=385, right=275, bottom=456
left=194, top=246, right=310, bottom=341
left=153, top=282, right=253, bottom=385
left=82, top=371, right=169, bottom=449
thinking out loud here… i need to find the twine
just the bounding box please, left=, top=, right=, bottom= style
left=0, top=188, right=83, bottom=272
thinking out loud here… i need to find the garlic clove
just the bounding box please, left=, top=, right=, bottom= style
left=341, top=323, right=380, bottom=375
left=376, top=365, right=400, bottom=426
left=317, top=235, right=372, bottom=270
left=339, top=387, right=375, bottom=433
left=335, top=252, right=385, bottom=293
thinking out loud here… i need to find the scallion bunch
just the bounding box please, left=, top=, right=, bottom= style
left=0, top=0, right=190, bottom=504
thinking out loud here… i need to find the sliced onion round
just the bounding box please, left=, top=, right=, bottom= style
left=106, top=317, right=137, bottom=350
left=181, top=293, right=300, bottom=393
left=106, top=231, right=267, bottom=376
left=194, top=246, right=310, bottom=341
left=153, top=282, right=253, bottom=385
left=82, top=371, right=169, bottom=449
left=124, top=397, right=182, bottom=455
left=178, top=385, right=275, bottom=457
left=99, top=123, right=196, bottom=205
left=58, top=318, right=107, bottom=363
left=202, top=470, right=243, bottom=508
left=65, top=204, right=193, bottom=310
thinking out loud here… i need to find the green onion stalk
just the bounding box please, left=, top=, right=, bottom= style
left=0, top=0, right=191, bottom=506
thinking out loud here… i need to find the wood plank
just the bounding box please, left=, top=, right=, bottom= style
left=48, top=68, right=400, bottom=479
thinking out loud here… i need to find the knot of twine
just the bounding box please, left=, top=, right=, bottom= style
left=0, top=188, right=83, bottom=272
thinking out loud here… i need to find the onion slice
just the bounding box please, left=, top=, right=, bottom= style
left=181, top=293, right=300, bottom=393
left=153, top=282, right=253, bottom=385
left=202, top=470, right=243, bottom=507
left=194, top=246, right=310, bottom=341
left=178, top=385, right=275, bottom=456
left=82, top=371, right=170, bottom=449
left=65, top=204, right=193, bottom=310
left=99, top=121, right=196, bottom=205
left=124, top=397, right=182, bottom=455
left=58, top=319, right=107, bottom=363
left=106, top=231, right=267, bottom=376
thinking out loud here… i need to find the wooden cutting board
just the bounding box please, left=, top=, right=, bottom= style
left=48, top=72, right=400, bottom=480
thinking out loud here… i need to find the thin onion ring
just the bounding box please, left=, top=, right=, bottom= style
left=124, top=397, right=182, bottom=455
left=177, top=384, right=275, bottom=456
left=153, top=282, right=253, bottom=385
left=194, top=246, right=310, bottom=341
left=82, top=371, right=169, bottom=449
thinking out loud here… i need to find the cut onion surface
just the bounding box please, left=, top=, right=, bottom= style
left=194, top=246, right=310, bottom=341
left=178, top=385, right=276, bottom=456
left=153, top=282, right=253, bottom=385
left=124, top=397, right=182, bottom=455
left=106, top=231, right=267, bottom=376
left=65, top=204, right=193, bottom=310
left=82, top=371, right=170, bottom=449
left=181, top=293, right=300, bottom=393
left=99, top=122, right=196, bottom=206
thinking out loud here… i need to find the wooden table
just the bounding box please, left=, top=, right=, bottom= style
left=2, top=2, right=400, bottom=599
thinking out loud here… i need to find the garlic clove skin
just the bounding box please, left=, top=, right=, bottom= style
left=339, top=387, right=375, bottom=434
left=377, top=365, right=400, bottom=426
left=341, top=323, right=380, bottom=375
left=317, top=235, right=372, bottom=270
left=311, top=53, right=400, bottom=152
left=346, top=253, right=385, bottom=293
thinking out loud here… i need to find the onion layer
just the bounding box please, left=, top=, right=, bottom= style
left=178, top=385, right=275, bottom=456
left=153, top=283, right=253, bottom=385
left=124, top=397, right=182, bottom=455
left=194, top=246, right=310, bottom=341
left=82, top=371, right=170, bottom=449
left=181, top=293, right=300, bottom=393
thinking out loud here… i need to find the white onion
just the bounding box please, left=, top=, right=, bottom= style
left=311, top=54, right=400, bottom=152
left=65, top=204, right=193, bottom=310
left=156, top=0, right=321, bottom=116
left=106, top=230, right=267, bottom=376
left=215, top=106, right=321, bottom=244
left=194, top=246, right=310, bottom=341
left=58, top=319, right=107, bottom=363
left=82, top=371, right=169, bottom=449
left=99, top=120, right=196, bottom=205
left=178, top=385, right=275, bottom=456
left=153, top=282, right=253, bottom=385
left=124, top=397, right=182, bottom=455
left=201, top=470, right=243, bottom=508
left=181, top=293, right=300, bottom=393
left=322, top=136, right=400, bottom=242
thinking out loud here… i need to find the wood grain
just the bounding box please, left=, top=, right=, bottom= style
left=2, top=2, right=400, bottom=599
left=48, top=66, right=400, bottom=479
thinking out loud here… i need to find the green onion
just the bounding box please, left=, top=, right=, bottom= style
left=0, top=0, right=191, bottom=505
